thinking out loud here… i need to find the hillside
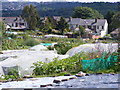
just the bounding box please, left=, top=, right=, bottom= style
left=2, top=2, right=119, bottom=17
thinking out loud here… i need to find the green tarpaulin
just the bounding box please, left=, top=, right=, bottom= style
left=82, top=55, right=118, bottom=71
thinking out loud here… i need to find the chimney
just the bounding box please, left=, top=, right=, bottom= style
left=44, top=17, right=48, bottom=21
left=69, top=17, right=72, bottom=22
left=95, top=18, right=98, bottom=23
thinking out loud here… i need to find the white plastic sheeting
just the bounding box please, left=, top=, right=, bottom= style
left=0, top=45, right=69, bottom=76
left=67, top=43, right=118, bottom=57
left=44, top=34, right=67, bottom=38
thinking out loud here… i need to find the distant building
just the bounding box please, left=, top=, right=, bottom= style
left=67, top=17, right=108, bottom=37
left=1, top=17, right=28, bottom=30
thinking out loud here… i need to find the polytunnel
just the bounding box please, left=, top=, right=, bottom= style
left=66, top=43, right=118, bottom=57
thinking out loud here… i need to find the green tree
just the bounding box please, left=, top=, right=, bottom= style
left=36, top=17, right=44, bottom=30
left=110, top=12, right=120, bottom=54
left=48, top=17, right=57, bottom=29
left=110, top=12, right=120, bottom=30
left=79, top=26, right=85, bottom=38
left=0, top=21, right=5, bottom=51
left=105, top=11, right=115, bottom=24
left=42, top=17, right=53, bottom=34
left=22, top=5, right=39, bottom=30
left=73, top=7, right=103, bottom=19
left=0, top=20, right=6, bottom=40
left=57, top=17, right=69, bottom=35
left=105, top=11, right=115, bottom=33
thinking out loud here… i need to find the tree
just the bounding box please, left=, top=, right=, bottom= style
left=110, top=12, right=120, bottom=30
left=0, top=20, right=5, bottom=38
left=43, top=17, right=52, bottom=34
left=22, top=5, right=39, bottom=30
left=36, top=17, right=44, bottom=30
left=0, top=20, right=5, bottom=51
left=105, top=11, right=115, bottom=33
left=57, top=17, right=69, bottom=35
left=105, top=11, right=115, bottom=24
left=110, top=12, right=120, bottom=54
left=79, top=26, right=85, bottom=35
left=42, top=17, right=57, bottom=34
left=79, top=26, right=85, bottom=38
left=73, top=7, right=103, bottom=19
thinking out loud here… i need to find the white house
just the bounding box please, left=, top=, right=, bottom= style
left=1, top=17, right=28, bottom=30
left=68, top=18, right=108, bottom=37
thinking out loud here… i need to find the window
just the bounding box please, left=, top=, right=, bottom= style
left=97, top=26, right=99, bottom=29
left=15, top=23, right=18, bottom=27
left=102, top=26, right=104, bottom=29
left=20, top=23, right=24, bottom=26
left=12, top=23, right=14, bottom=27
left=76, top=24, right=79, bottom=27
left=83, top=25, right=86, bottom=28
left=88, top=25, right=91, bottom=29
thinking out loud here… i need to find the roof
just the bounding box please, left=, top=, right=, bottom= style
left=85, top=28, right=93, bottom=32
left=52, top=16, right=70, bottom=22
left=110, top=28, right=120, bottom=34
left=53, top=16, right=61, bottom=21
left=0, top=17, right=26, bottom=24
left=68, top=18, right=107, bottom=26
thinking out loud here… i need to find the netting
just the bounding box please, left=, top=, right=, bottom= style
left=2, top=66, right=18, bottom=75
left=81, top=55, right=118, bottom=71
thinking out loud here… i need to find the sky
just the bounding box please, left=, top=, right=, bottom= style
left=7, top=0, right=120, bottom=2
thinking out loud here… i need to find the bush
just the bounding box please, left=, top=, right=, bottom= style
left=32, top=52, right=88, bottom=76
left=32, top=52, right=119, bottom=76
left=47, top=38, right=84, bottom=54
left=24, top=38, right=39, bottom=46
left=54, top=42, right=74, bottom=54
left=2, top=39, right=29, bottom=50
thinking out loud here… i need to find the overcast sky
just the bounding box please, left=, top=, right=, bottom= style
left=8, top=0, right=120, bottom=2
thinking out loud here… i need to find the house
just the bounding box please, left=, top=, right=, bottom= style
left=110, top=28, right=120, bottom=38
left=68, top=17, right=108, bottom=38
left=1, top=17, right=28, bottom=30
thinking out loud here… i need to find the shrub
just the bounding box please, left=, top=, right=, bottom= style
left=2, top=39, right=29, bottom=50
left=32, top=52, right=119, bottom=76
left=24, top=38, right=39, bottom=46
left=32, top=52, right=88, bottom=76
left=47, top=38, right=84, bottom=54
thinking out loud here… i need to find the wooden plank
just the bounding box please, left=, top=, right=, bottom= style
left=53, top=76, right=77, bottom=83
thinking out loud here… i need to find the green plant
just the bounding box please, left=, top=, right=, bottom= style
left=32, top=52, right=88, bottom=76
left=2, top=67, right=20, bottom=81
left=46, top=38, right=84, bottom=54
left=32, top=52, right=119, bottom=76
left=2, top=39, right=29, bottom=50
left=24, top=38, right=39, bottom=46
